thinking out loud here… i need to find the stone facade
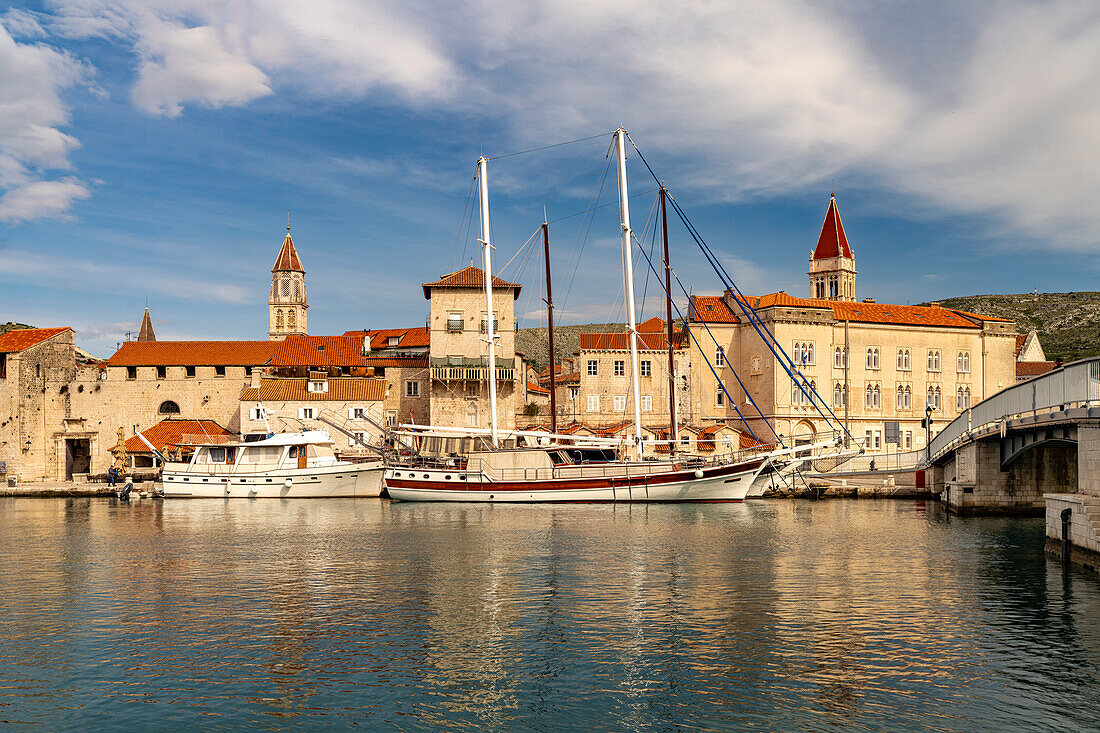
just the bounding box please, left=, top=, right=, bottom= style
left=423, top=266, right=520, bottom=432
left=269, top=230, right=308, bottom=340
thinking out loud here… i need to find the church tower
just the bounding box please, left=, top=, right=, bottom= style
left=808, top=194, right=857, bottom=301
left=137, top=307, right=156, bottom=341
left=268, top=226, right=307, bottom=341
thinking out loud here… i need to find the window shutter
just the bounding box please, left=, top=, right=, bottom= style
left=349, top=408, right=356, bottom=420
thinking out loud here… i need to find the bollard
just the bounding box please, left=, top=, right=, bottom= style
left=1061, top=507, right=1072, bottom=563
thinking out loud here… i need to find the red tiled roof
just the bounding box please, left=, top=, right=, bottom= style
left=270, top=335, right=364, bottom=367
left=689, top=295, right=739, bottom=323
left=812, top=195, right=853, bottom=260
left=1015, top=333, right=1028, bottom=357
left=0, top=327, right=70, bottom=353
left=422, top=265, right=522, bottom=299
left=527, top=381, right=549, bottom=395
left=738, top=292, right=983, bottom=329
left=241, top=377, right=387, bottom=402
left=107, top=340, right=277, bottom=366
left=366, top=326, right=430, bottom=350
left=579, top=320, right=683, bottom=352
left=125, top=419, right=232, bottom=453
left=1017, top=361, right=1058, bottom=378
left=272, top=232, right=304, bottom=272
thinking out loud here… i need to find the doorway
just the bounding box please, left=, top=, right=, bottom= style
left=65, top=438, right=91, bottom=479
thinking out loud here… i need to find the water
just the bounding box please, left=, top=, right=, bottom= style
left=2, top=498, right=1099, bottom=731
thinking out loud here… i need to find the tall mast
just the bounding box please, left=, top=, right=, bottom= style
left=477, top=156, right=499, bottom=446
left=543, top=220, right=557, bottom=434
left=660, top=186, right=677, bottom=452
left=614, top=128, right=644, bottom=461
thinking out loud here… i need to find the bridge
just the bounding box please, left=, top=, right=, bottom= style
left=923, top=357, right=1100, bottom=568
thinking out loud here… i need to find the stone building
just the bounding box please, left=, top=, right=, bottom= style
left=239, top=374, right=387, bottom=454
left=684, top=196, right=1018, bottom=452
left=0, top=328, right=79, bottom=480
left=269, top=228, right=308, bottom=340
left=574, top=317, right=689, bottom=428
left=1015, top=330, right=1057, bottom=381
left=422, top=265, right=521, bottom=431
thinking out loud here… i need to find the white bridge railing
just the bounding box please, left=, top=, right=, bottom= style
left=927, top=357, right=1100, bottom=463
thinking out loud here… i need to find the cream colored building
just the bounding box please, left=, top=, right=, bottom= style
left=685, top=196, right=1018, bottom=451
left=239, top=375, right=387, bottom=454
left=422, top=265, right=521, bottom=431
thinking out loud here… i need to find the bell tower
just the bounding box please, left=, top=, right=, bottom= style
left=268, top=226, right=307, bottom=340
left=808, top=194, right=857, bottom=302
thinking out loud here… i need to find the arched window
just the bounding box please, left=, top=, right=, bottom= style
left=867, top=348, right=875, bottom=369
left=865, top=385, right=874, bottom=409
left=956, top=387, right=964, bottom=410
left=964, top=387, right=971, bottom=408
left=927, top=387, right=935, bottom=410
left=896, top=385, right=905, bottom=410
left=835, top=347, right=843, bottom=368
left=873, top=349, right=880, bottom=370
left=807, top=343, right=814, bottom=364
left=905, top=350, right=911, bottom=370
left=295, top=279, right=302, bottom=300
left=159, top=400, right=180, bottom=415
left=288, top=309, right=296, bottom=327
left=276, top=309, right=285, bottom=327
left=934, top=386, right=942, bottom=409
left=834, top=384, right=843, bottom=407
left=280, top=276, right=290, bottom=297
left=904, top=386, right=912, bottom=409
left=873, top=385, right=880, bottom=408
left=271, top=280, right=277, bottom=300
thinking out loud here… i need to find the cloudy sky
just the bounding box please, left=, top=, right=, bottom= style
left=1, top=0, right=1098, bottom=356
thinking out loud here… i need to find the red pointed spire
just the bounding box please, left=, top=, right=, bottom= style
left=811, top=194, right=853, bottom=260
left=272, top=229, right=304, bottom=272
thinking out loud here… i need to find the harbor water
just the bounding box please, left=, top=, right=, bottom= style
left=2, top=497, right=1099, bottom=731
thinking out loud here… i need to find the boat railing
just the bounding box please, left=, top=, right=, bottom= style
left=463, top=446, right=770, bottom=482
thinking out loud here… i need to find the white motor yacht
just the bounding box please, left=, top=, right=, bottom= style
left=161, top=431, right=383, bottom=498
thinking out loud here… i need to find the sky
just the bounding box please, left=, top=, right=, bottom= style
left=1, top=0, right=1099, bottom=357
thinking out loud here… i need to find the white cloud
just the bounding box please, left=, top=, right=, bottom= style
left=0, top=21, right=90, bottom=222
left=47, top=0, right=456, bottom=116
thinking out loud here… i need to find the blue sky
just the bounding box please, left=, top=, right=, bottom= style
left=1, top=1, right=1098, bottom=357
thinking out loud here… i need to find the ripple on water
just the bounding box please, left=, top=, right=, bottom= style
left=1, top=498, right=1100, bottom=731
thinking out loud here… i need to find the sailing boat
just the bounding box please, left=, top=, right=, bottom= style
left=384, top=130, right=783, bottom=502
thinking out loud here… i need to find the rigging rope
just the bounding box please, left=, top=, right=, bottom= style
left=487, top=132, right=612, bottom=161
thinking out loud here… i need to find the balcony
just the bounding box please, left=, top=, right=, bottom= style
left=430, top=357, right=514, bottom=382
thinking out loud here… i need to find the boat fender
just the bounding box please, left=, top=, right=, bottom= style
left=248, top=485, right=258, bottom=494
left=694, top=470, right=704, bottom=479
left=284, top=478, right=293, bottom=488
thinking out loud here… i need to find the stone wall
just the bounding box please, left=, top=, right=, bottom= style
left=945, top=440, right=1073, bottom=514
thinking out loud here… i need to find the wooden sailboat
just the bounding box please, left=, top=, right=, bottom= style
left=384, top=130, right=781, bottom=502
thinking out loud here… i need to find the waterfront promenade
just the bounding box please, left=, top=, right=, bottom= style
left=2, top=497, right=1098, bottom=731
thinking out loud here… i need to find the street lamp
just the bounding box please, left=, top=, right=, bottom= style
left=924, top=402, right=934, bottom=461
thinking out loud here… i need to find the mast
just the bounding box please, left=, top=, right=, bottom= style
left=543, top=220, right=557, bottom=433
left=614, top=128, right=644, bottom=461
left=477, top=156, right=499, bottom=446
left=660, top=186, right=677, bottom=453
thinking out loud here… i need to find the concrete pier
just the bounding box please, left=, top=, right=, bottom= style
left=1045, top=425, right=1100, bottom=572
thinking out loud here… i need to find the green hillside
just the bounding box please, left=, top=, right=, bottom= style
left=931, top=292, right=1100, bottom=363
left=0, top=322, right=33, bottom=336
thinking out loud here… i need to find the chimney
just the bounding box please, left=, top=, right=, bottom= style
left=862, top=298, right=876, bottom=303
left=928, top=301, right=941, bottom=308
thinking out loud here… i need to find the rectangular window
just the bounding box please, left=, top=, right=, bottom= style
left=214, top=365, right=226, bottom=377
left=640, top=395, right=652, bottom=412
left=307, top=380, right=328, bottom=393
left=614, top=360, right=625, bottom=376
left=447, top=312, right=463, bottom=332
left=568, top=387, right=579, bottom=400
left=586, top=395, right=599, bottom=413
left=386, top=410, right=397, bottom=427
left=715, top=347, right=725, bottom=367
left=865, top=430, right=872, bottom=448
left=185, top=365, right=196, bottom=378
left=587, top=360, right=598, bottom=376
left=127, top=366, right=137, bottom=380
left=249, top=407, right=266, bottom=421
left=480, top=313, right=498, bottom=333
left=156, top=366, right=166, bottom=380
left=349, top=431, right=367, bottom=447
left=905, top=431, right=912, bottom=449
left=0, top=353, right=6, bottom=379
left=874, top=431, right=882, bottom=449
left=716, top=388, right=725, bottom=406
left=640, top=360, right=651, bottom=377
left=298, top=407, right=315, bottom=420
left=406, top=381, right=420, bottom=397
left=350, top=407, right=367, bottom=419
left=613, top=395, right=626, bottom=412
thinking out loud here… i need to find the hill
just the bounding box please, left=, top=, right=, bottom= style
left=931, top=292, right=1100, bottom=363
left=0, top=322, right=33, bottom=336
left=516, top=324, right=625, bottom=371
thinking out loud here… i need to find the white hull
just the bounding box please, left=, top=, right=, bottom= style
left=163, top=464, right=384, bottom=498
left=385, top=461, right=764, bottom=503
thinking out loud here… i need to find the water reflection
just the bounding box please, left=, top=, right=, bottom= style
left=1, top=498, right=1100, bottom=730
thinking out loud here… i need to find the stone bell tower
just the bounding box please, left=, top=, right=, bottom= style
left=268, top=226, right=308, bottom=340
left=808, top=194, right=857, bottom=302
